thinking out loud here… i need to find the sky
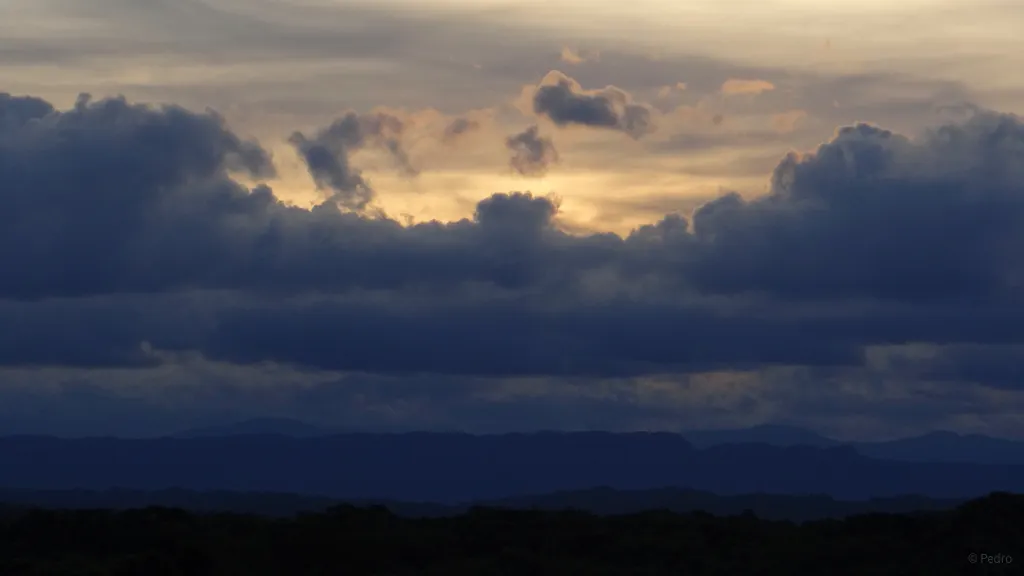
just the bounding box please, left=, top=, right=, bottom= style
left=2, top=0, right=1024, bottom=439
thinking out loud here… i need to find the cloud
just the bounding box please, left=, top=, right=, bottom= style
left=5, top=2, right=1024, bottom=438
left=657, top=82, right=687, bottom=99
left=771, top=110, right=807, bottom=133
left=0, top=93, right=56, bottom=129
left=2, top=358, right=1021, bottom=439
left=4, top=90, right=1024, bottom=398
left=442, top=117, right=481, bottom=143
left=6, top=92, right=1024, bottom=313
left=865, top=343, right=1024, bottom=391
left=721, top=79, right=776, bottom=96
left=289, top=110, right=416, bottom=211
left=0, top=91, right=280, bottom=298
left=683, top=115, right=1024, bottom=301
left=559, top=47, right=599, bottom=65
left=1, top=0, right=978, bottom=148
left=560, top=47, right=585, bottom=65
left=0, top=91, right=596, bottom=300
left=505, top=125, right=559, bottom=176
left=532, top=71, right=656, bottom=139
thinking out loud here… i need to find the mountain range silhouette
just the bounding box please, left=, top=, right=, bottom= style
left=172, top=420, right=1024, bottom=465
left=3, top=427, right=1024, bottom=503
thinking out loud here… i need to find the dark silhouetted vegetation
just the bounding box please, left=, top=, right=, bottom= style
left=0, top=486, right=967, bottom=522
left=1, top=492, right=1021, bottom=575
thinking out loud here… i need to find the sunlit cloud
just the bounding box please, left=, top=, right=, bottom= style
left=721, top=79, right=776, bottom=96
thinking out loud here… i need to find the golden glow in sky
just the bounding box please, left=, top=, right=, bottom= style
left=1, top=0, right=1021, bottom=233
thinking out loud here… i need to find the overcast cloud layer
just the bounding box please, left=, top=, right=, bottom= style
left=1, top=0, right=1023, bottom=439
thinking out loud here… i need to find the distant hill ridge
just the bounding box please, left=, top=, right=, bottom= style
left=168, top=420, right=1024, bottom=465
left=3, top=431, right=1024, bottom=502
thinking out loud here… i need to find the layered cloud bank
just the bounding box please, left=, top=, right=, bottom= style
left=2, top=88, right=1024, bottom=436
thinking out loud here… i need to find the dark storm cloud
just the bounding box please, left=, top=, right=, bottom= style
left=6, top=286, right=1024, bottom=378
left=0, top=92, right=279, bottom=299
left=532, top=72, right=655, bottom=139
left=505, top=125, right=559, bottom=176
left=0, top=90, right=623, bottom=299
left=0, top=292, right=223, bottom=368
left=196, top=288, right=1024, bottom=378
left=681, top=115, right=1024, bottom=301
left=289, top=110, right=415, bottom=210
left=3, top=92, right=1023, bottom=311
left=3, top=91, right=1024, bottom=380
left=0, top=88, right=591, bottom=298
left=0, top=93, right=55, bottom=129
left=199, top=294, right=866, bottom=377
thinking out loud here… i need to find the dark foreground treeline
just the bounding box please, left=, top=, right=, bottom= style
left=1, top=493, right=1021, bottom=575
left=0, top=486, right=968, bottom=522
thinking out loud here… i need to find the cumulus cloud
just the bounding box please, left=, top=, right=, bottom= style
left=289, top=110, right=416, bottom=211
left=0, top=93, right=57, bottom=130
left=0, top=91, right=598, bottom=299
left=505, top=125, right=559, bottom=176
left=3, top=91, right=1024, bottom=392
left=684, top=117, right=1024, bottom=301
left=0, top=91, right=281, bottom=297
left=532, top=71, right=656, bottom=139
